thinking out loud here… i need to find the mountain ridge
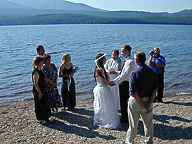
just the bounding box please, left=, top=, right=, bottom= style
left=6, top=0, right=103, bottom=11
left=0, top=0, right=192, bottom=25
left=0, top=0, right=34, bottom=9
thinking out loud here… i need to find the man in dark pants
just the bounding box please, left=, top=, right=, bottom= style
left=148, top=47, right=166, bottom=102
left=113, top=45, right=136, bottom=123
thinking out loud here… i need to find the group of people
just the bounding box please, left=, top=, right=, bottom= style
left=31, top=44, right=166, bottom=143
left=32, top=45, right=76, bottom=124
left=93, top=45, right=165, bottom=143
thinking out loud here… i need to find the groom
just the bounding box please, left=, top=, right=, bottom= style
left=113, top=45, right=136, bottom=123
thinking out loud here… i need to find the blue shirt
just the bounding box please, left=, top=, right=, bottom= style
left=150, top=55, right=165, bottom=74
left=129, top=64, right=158, bottom=98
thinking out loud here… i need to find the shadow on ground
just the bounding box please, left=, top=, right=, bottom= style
left=137, top=115, right=192, bottom=140
left=43, top=107, right=116, bottom=140
left=153, top=114, right=192, bottom=123
left=164, top=101, right=192, bottom=106
left=53, top=108, right=93, bottom=128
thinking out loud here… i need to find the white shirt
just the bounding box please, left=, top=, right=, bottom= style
left=105, top=58, right=122, bottom=81
left=114, top=56, right=136, bottom=84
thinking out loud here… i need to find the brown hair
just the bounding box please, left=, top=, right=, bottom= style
left=43, top=54, right=51, bottom=62
left=121, top=45, right=132, bottom=53
left=32, top=56, right=44, bottom=69
left=134, top=51, right=146, bottom=64
left=112, top=49, right=119, bottom=55
left=36, top=45, right=44, bottom=52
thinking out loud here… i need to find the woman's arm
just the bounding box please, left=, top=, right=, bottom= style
left=33, top=72, right=43, bottom=100
left=58, top=64, right=69, bottom=78
left=45, top=76, right=57, bottom=86
left=58, top=64, right=73, bottom=78
left=101, top=77, right=115, bottom=86
left=58, top=64, right=64, bottom=77
left=98, top=68, right=114, bottom=86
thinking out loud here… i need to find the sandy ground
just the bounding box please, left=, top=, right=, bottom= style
left=0, top=95, right=192, bottom=144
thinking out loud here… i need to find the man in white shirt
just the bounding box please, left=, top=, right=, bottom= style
left=113, top=45, right=136, bottom=123
left=105, top=49, right=122, bottom=111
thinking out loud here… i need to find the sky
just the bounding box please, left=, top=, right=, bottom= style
left=67, top=0, right=192, bottom=13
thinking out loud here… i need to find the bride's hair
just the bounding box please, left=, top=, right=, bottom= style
left=94, top=53, right=108, bottom=81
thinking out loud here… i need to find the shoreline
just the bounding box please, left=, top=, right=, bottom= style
left=0, top=94, right=192, bottom=143
left=1, top=91, right=192, bottom=104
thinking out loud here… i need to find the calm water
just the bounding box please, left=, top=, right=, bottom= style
left=0, top=24, right=192, bottom=103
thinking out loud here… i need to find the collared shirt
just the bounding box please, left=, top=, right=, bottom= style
left=114, top=56, right=136, bottom=84
left=150, top=55, right=166, bottom=74
left=129, top=64, right=158, bottom=98
left=105, top=58, right=122, bottom=73
left=105, top=58, right=122, bottom=81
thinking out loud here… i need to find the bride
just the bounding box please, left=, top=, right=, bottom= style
left=93, top=53, right=121, bottom=129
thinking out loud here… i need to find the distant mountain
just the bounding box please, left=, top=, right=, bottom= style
left=0, top=0, right=192, bottom=25
left=0, top=0, right=33, bottom=9
left=172, top=9, right=192, bottom=17
left=6, top=0, right=102, bottom=11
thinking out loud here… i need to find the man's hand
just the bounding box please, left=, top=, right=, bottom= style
left=109, top=81, right=115, bottom=86
left=109, top=71, right=117, bottom=74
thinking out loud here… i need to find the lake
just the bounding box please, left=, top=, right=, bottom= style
left=0, top=24, right=192, bottom=103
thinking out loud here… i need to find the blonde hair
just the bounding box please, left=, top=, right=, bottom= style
left=62, top=53, right=70, bottom=63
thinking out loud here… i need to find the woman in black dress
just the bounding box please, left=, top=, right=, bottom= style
left=59, top=53, right=76, bottom=111
left=32, top=56, right=51, bottom=124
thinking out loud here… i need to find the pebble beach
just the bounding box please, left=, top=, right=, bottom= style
left=0, top=95, right=192, bottom=144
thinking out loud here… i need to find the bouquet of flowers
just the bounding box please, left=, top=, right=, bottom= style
left=71, top=65, right=79, bottom=74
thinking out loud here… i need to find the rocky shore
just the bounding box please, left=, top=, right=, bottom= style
left=0, top=95, right=192, bottom=144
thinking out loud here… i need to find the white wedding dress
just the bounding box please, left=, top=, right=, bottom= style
left=93, top=76, right=121, bottom=129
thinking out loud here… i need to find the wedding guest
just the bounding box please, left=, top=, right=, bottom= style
left=59, top=53, right=76, bottom=111
left=93, top=53, right=121, bottom=129
left=148, top=47, right=166, bottom=103
left=113, top=45, right=136, bottom=123
left=42, top=54, right=62, bottom=114
left=125, top=51, right=157, bottom=144
left=32, top=56, right=51, bottom=124
left=36, top=45, right=45, bottom=56
left=105, top=49, right=122, bottom=111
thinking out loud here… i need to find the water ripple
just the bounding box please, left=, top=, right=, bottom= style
left=0, top=24, right=192, bottom=102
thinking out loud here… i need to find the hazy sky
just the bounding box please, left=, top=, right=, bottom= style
left=67, top=0, right=192, bottom=12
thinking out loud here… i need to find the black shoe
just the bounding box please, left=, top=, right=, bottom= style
left=68, top=107, right=74, bottom=111
left=153, top=98, right=157, bottom=103
left=158, top=99, right=163, bottom=103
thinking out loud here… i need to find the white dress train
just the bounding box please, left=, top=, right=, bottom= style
left=93, top=77, right=121, bottom=129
